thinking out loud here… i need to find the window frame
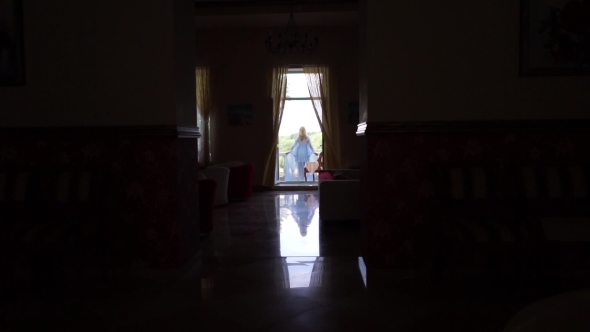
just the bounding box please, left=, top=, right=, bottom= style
left=285, top=69, right=321, bottom=101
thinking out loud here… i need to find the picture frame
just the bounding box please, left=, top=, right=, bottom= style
left=520, top=0, right=590, bottom=76
left=0, top=0, right=25, bottom=86
left=227, top=104, right=253, bottom=126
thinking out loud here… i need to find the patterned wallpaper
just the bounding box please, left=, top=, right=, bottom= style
left=361, top=129, right=590, bottom=269
left=0, top=133, right=200, bottom=269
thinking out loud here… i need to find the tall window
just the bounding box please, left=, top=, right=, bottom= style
left=283, top=68, right=322, bottom=136
left=277, top=68, right=323, bottom=182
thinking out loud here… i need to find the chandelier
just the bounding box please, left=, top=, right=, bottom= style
left=265, top=9, right=319, bottom=54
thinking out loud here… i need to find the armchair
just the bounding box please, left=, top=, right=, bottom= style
left=200, top=167, right=229, bottom=206
left=209, top=161, right=254, bottom=201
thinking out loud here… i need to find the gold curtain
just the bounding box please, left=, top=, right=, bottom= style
left=196, top=67, right=212, bottom=165
left=262, top=66, right=289, bottom=187
left=303, top=66, right=342, bottom=169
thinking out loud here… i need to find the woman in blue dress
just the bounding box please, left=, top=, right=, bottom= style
left=286, top=126, right=318, bottom=181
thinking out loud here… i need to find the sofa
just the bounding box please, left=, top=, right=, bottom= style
left=318, top=169, right=360, bottom=221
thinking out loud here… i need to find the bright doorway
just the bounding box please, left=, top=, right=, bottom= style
left=276, top=68, right=322, bottom=184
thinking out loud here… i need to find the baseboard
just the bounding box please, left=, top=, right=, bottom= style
left=272, top=185, right=318, bottom=191
left=255, top=183, right=321, bottom=191
left=253, top=185, right=272, bottom=192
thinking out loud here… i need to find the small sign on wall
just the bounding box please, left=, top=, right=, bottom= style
left=227, top=104, right=253, bottom=126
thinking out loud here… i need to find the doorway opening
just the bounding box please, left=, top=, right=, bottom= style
left=276, top=68, right=323, bottom=184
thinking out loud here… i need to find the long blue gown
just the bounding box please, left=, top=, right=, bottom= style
left=285, top=137, right=317, bottom=181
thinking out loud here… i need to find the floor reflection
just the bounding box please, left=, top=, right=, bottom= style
left=4, top=191, right=542, bottom=332
left=278, top=194, right=320, bottom=257
left=202, top=192, right=364, bottom=293
left=285, top=257, right=317, bottom=288
left=278, top=194, right=321, bottom=288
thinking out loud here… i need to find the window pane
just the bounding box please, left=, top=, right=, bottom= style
left=286, top=74, right=310, bottom=98
left=279, top=100, right=322, bottom=137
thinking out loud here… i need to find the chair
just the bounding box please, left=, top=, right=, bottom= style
left=227, top=163, right=254, bottom=201
left=200, top=167, right=229, bottom=206
left=304, top=152, right=323, bottom=182
left=209, top=161, right=254, bottom=201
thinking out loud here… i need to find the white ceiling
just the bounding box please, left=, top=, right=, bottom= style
left=195, top=11, right=358, bottom=28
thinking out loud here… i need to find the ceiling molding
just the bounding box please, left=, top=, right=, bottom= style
left=195, top=0, right=358, bottom=15
left=195, top=11, right=358, bottom=28
left=195, top=0, right=359, bottom=7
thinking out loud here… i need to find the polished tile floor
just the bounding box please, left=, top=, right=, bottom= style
left=2, top=192, right=579, bottom=331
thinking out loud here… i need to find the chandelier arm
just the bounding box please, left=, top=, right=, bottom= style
left=265, top=7, right=318, bottom=54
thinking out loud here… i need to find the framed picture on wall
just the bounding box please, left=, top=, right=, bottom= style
left=0, top=0, right=25, bottom=85
left=227, top=104, right=253, bottom=126
left=520, top=0, right=590, bottom=76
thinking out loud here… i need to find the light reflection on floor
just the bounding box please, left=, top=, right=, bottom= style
left=3, top=191, right=548, bottom=332
left=285, top=257, right=318, bottom=288
left=278, top=194, right=320, bottom=288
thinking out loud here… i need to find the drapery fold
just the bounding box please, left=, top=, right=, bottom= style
left=262, top=66, right=289, bottom=187
left=196, top=67, right=213, bottom=165
left=303, top=66, right=342, bottom=169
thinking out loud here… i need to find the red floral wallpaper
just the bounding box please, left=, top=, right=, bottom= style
left=0, top=134, right=200, bottom=269
left=361, top=130, right=590, bottom=269
left=177, top=138, right=200, bottom=264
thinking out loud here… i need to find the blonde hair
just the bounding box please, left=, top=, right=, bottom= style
left=298, top=126, right=308, bottom=140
